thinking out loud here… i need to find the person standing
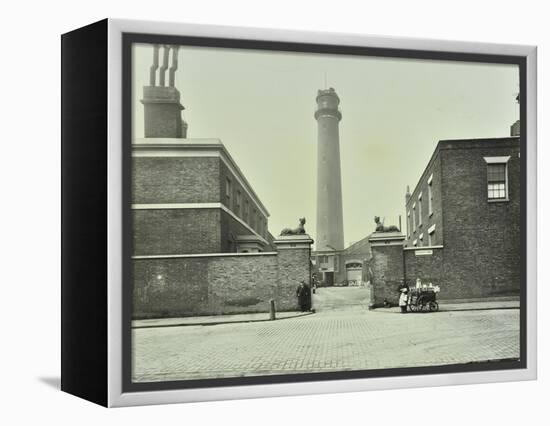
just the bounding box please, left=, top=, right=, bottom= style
left=296, top=280, right=311, bottom=312
left=399, top=287, right=409, bottom=313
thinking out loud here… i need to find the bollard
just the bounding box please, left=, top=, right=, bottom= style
left=269, top=299, right=276, bottom=320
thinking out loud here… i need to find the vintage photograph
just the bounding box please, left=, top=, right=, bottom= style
left=129, top=41, right=522, bottom=385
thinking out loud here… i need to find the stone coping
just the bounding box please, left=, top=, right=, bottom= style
left=368, top=231, right=405, bottom=241
left=274, top=234, right=314, bottom=242
left=133, top=137, right=222, bottom=146
left=132, top=251, right=278, bottom=259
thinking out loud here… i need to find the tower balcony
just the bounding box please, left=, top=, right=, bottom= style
left=314, top=107, right=342, bottom=121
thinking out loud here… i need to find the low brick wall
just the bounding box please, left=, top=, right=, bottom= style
left=404, top=246, right=519, bottom=300
left=133, top=248, right=309, bottom=318
left=373, top=244, right=518, bottom=307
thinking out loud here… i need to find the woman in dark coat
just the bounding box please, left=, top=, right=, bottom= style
left=296, top=281, right=311, bottom=312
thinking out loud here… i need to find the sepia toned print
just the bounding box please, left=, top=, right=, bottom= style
left=130, top=42, right=521, bottom=383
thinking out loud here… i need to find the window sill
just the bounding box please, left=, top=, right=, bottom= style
left=488, top=198, right=509, bottom=203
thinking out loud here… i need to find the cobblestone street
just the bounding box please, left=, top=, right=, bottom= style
left=132, top=288, right=520, bottom=382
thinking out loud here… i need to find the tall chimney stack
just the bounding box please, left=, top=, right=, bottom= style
left=141, top=45, right=187, bottom=138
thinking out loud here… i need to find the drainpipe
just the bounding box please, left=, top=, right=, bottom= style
left=402, top=244, right=408, bottom=289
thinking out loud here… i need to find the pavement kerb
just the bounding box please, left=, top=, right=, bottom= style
left=372, top=306, right=520, bottom=315
left=372, top=300, right=520, bottom=315
left=133, top=311, right=315, bottom=329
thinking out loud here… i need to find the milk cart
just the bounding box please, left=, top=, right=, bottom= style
left=408, top=286, right=439, bottom=312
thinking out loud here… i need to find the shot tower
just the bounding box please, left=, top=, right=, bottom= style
left=315, top=88, right=345, bottom=251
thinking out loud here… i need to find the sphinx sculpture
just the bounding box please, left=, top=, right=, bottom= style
left=280, top=217, right=306, bottom=235
left=374, top=216, right=400, bottom=233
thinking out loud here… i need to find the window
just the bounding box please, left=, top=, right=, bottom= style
left=487, top=164, right=507, bottom=199
left=484, top=156, right=510, bottom=201
left=412, top=202, right=416, bottom=232
left=428, top=224, right=436, bottom=246
left=244, top=199, right=249, bottom=222
left=418, top=193, right=422, bottom=227
left=236, top=190, right=241, bottom=216
left=251, top=209, right=257, bottom=230
left=406, top=210, right=411, bottom=239
left=225, top=178, right=231, bottom=205
left=419, top=233, right=423, bottom=247
left=428, top=174, right=433, bottom=216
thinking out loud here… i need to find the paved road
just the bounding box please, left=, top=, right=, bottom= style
left=132, top=292, right=519, bottom=382
left=313, top=286, right=369, bottom=311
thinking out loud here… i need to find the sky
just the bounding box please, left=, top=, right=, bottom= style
left=132, top=43, right=519, bottom=249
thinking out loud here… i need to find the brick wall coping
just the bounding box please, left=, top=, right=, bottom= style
left=368, top=232, right=405, bottom=246
left=369, top=231, right=405, bottom=239
left=132, top=251, right=278, bottom=260
left=133, top=137, right=270, bottom=218
left=132, top=202, right=221, bottom=209
left=273, top=234, right=314, bottom=242
left=273, top=234, right=314, bottom=250
left=135, top=138, right=222, bottom=146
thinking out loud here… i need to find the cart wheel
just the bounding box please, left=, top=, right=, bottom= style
left=429, top=301, right=439, bottom=312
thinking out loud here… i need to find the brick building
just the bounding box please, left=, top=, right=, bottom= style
left=131, top=137, right=313, bottom=318
left=403, top=136, right=521, bottom=300
left=312, top=235, right=373, bottom=286
left=132, top=138, right=272, bottom=256
left=131, top=45, right=313, bottom=318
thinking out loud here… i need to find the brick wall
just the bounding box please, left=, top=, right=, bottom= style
left=276, top=248, right=312, bottom=309
left=440, top=140, right=520, bottom=299
left=219, top=160, right=268, bottom=238
left=142, top=102, right=183, bottom=139
left=133, top=257, right=209, bottom=318
left=132, top=247, right=311, bottom=318
left=132, top=157, right=220, bottom=204
left=404, top=247, right=444, bottom=289
left=133, top=254, right=279, bottom=318
left=132, top=208, right=221, bottom=255
left=369, top=243, right=404, bottom=307
left=220, top=209, right=262, bottom=252
left=402, top=138, right=521, bottom=301
left=405, top=150, right=443, bottom=247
